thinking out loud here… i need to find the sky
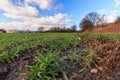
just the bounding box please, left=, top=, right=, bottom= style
left=0, top=0, right=120, bottom=31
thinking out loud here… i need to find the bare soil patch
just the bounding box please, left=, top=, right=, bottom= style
left=0, top=50, right=37, bottom=80
left=70, top=39, right=120, bottom=80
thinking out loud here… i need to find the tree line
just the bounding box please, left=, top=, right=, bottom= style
left=38, top=11, right=120, bottom=32
left=38, top=25, right=77, bottom=32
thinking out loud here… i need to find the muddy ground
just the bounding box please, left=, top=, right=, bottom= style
left=0, top=50, right=37, bottom=80
left=0, top=39, right=120, bottom=80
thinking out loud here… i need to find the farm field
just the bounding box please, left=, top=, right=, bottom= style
left=0, top=33, right=120, bottom=80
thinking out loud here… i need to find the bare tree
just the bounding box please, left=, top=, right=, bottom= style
left=114, top=16, right=120, bottom=28
left=79, top=12, right=99, bottom=31
left=97, top=14, right=107, bottom=27
left=115, top=16, right=120, bottom=24
left=71, top=25, right=77, bottom=31
left=49, top=27, right=61, bottom=32
left=38, top=27, right=44, bottom=32
left=86, top=12, right=99, bottom=26
left=80, top=17, right=93, bottom=31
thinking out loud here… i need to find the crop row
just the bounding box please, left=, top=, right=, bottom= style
left=0, top=33, right=101, bottom=79
left=0, top=33, right=78, bottom=62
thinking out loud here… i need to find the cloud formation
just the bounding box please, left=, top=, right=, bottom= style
left=98, top=0, right=120, bottom=23
left=99, top=9, right=118, bottom=23
left=114, top=0, right=120, bottom=7
left=25, top=0, right=54, bottom=10
left=0, top=0, right=71, bottom=31
left=0, top=13, right=71, bottom=31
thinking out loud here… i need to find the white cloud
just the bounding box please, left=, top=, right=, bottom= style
left=0, top=13, right=72, bottom=31
left=99, top=9, right=118, bottom=23
left=0, top=0, right=40, bottom=18
left=106, top=10, right=118, bottom=23
left=25, top=0, right=54, bottom=10
left=114, top=0, right=120, bottom=7
left=99, top=0, right=120, bottom=23
left=99, top=9, right=108, bottom=15
left=0, top=0, right=71, bottom=31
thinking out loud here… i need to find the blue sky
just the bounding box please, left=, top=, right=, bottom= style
left=0, top=0, right=120, bottom=30
left=60, top=0, right=120, bottom=26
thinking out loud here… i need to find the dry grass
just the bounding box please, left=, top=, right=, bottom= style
left=84, top=22, right=120, bottom=33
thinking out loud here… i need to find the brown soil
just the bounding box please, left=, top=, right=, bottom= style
left=70, top=39, right=120, bottom=80
left=0, top=50, right=37, bottom=80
